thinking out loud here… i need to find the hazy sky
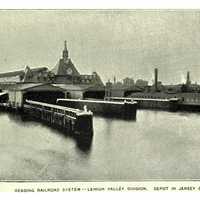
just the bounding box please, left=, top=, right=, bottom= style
left=0, top=10, right=200, bottom=84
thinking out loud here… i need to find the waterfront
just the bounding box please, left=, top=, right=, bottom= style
left=1, top=110, right=200, bottom=181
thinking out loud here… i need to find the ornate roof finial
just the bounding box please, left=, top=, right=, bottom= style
left=63, top=40, right=69, bottom=60
left=64, top=40, right=67, bottom=50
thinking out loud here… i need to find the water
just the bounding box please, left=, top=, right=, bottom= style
left=0, top=110, right=200, bottom=181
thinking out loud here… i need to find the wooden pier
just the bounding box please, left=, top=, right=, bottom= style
left=22, top=100, right=93, bottom=137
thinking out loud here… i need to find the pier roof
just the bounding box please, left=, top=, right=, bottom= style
left=0, top=70, right=24, bottom=78
left=0, top=91, right=8, bottom=97
left=6, top=83, right=44, bottom=91
left=57, top=98, right=137, bottom=105
left=0, top=67, right=48, bottom=78
left=6, top=83, right=64, bottom=92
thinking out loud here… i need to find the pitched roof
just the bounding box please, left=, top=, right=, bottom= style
left=0, top=66, right=48, bottom=78
left=7, top=83, right=45, bottom=91
left=3, top=83, right=66, bottom=92
left=51, top=58, right=80, bottom=76
left=0, top=70, right=24, bottom=78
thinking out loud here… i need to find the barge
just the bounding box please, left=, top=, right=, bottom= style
left=57, top=98, right=137, bottom=119
left=106, top=97, right=180, bottom=111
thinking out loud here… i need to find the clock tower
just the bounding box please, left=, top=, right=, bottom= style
left=51, top=40, right=80, bottom=77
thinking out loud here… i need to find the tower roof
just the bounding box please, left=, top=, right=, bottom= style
left=51, top=58, right=80, bottom=76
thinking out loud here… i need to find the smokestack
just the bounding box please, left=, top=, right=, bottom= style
left=154, top=68, right=158, bottom=91
left=114, top=76, right=116, bottom=84
left=186, top=71, right=191, bottom=85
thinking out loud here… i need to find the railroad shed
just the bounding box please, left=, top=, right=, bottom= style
left=53, top=84, right=105, bottom=99
left=6, top=83, right=65, bottom=108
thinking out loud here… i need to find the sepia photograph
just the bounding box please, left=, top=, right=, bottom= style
left=1, top=9, right=200, bottom=191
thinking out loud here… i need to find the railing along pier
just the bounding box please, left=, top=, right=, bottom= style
left=24, top=100, right=93, bottom=137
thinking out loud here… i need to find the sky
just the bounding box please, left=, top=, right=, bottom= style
left=0, top=10, right=200, bottom=84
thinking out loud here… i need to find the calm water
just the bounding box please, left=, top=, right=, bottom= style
left=1, top=110, right=200, bottom=181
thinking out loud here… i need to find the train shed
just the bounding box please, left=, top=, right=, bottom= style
left=5, top=83, right=65, bottom=108
left=53, top=84, right=105, bottom=99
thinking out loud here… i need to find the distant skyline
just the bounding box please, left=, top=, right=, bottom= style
left=0, top=10, right=200, bottom=84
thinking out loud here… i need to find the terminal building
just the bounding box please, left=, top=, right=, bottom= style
left=0, top=41, right=103, bottom=86
left=0, top=41, right=105, bottom=107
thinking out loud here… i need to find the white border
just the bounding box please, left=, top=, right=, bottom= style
left=0, top=0, right=200, bottom=9
left=1, top=0, right=200, bottom=199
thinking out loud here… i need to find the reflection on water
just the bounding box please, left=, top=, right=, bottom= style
left=6, top=111, right=93, bottom=154
left=1, top=110, right=200, bottom=181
